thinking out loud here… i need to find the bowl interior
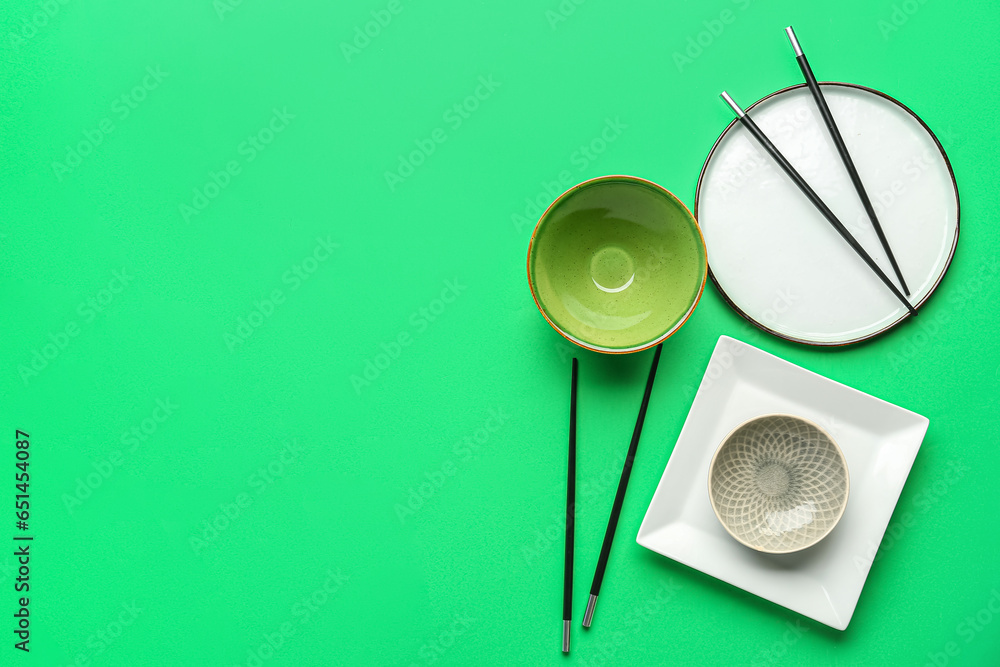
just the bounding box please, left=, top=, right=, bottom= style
left=709, top=415, right=849, bottom=554
left=527, top=177, right=706, bottom=353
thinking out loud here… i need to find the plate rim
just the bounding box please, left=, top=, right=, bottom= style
left=635, top=335, right=929, bottom=630
left=693, top=82, right=961, bottom=346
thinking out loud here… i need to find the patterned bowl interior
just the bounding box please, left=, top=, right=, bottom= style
left=709, top=415, right=849, bottom=554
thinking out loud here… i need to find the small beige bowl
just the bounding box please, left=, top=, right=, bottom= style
left=708, top=414, right=850, bottom=554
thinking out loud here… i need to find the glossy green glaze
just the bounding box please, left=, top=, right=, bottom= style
left=529, top=177, right=706, bottom=352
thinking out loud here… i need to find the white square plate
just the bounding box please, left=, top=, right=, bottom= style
left=636, top=336, right=929, bottom=630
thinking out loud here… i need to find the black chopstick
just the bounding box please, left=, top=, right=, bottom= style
left=563, top=358, right=578, bottom=654
left=785, top=26, right=911, bottom=297
left=719, top=91, right=917, bottom=317
left=583, top=343, right=662, bottom=629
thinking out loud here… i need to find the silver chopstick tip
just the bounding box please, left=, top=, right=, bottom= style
left=785, top=26, right=803, bottom=56
left=582, top=594, right=597, bottom=628
left=562, top=620, right=570, bottom=653
left=719, top=91, right=745, bottom=118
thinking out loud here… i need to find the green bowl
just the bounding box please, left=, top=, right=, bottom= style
left=527, top=175, right=707, bottom=353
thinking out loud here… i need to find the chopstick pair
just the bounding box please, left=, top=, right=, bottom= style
left=720, top=26, right=916, bottom=316
left=563, top=346, right=663, bottom=653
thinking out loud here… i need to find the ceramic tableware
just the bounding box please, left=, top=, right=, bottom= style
left=527, top=175, right=707, bottom=353
left=708, top=413, right=849, bottom=555
left=637, top=336, right=929, bottom=630
left=696, top=84, right=959, bottom=345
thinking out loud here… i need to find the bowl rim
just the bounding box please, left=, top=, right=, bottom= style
left=707, top=412, right=851, bottom=555
left=525, top=174, right=708, bottom=355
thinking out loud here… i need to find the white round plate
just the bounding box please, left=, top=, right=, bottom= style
left=695, top=83, right=959, bottom=345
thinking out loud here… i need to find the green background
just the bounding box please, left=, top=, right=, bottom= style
left=1, top=0, right=998, bottom=665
